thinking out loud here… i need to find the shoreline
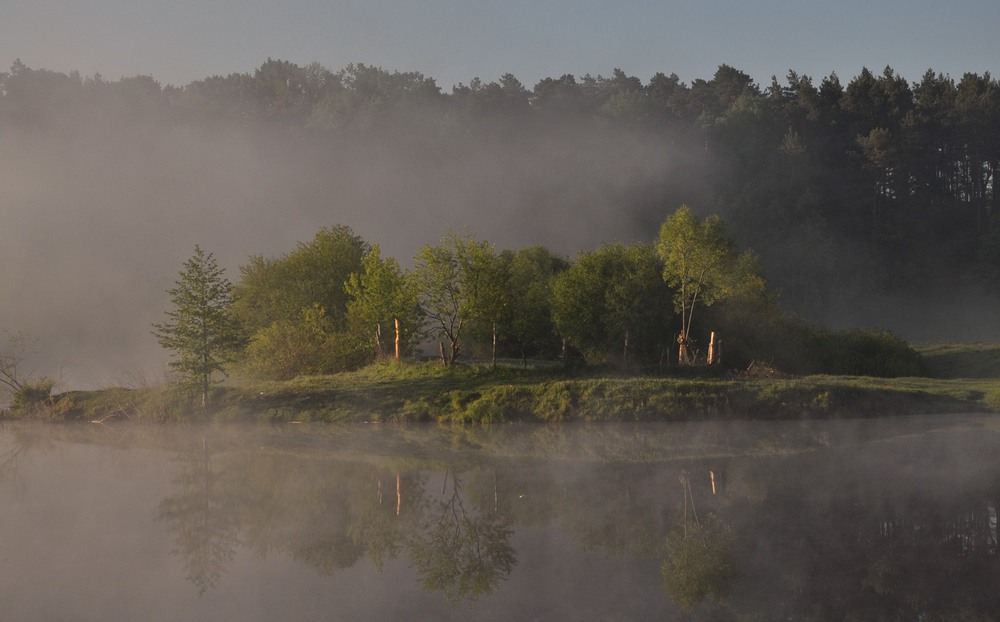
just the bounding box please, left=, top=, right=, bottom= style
left=21, top=363, right=997, bottom=424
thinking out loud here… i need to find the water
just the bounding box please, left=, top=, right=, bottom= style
left=2, top=415, right=1000, bottom=620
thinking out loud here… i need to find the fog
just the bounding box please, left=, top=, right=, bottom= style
left=0, top=101, right=706, bottom=388
left=3, top=63, right=997, bottom=390
left=5, top=417, right=1000, bottom=619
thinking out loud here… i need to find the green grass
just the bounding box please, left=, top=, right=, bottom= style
left=19, top=345, right=1000, bottom=424
left=915, top=343, right=1000, bottom=379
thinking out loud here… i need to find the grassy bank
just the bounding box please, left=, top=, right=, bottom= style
left=34, top=346, right=1000, bottom=423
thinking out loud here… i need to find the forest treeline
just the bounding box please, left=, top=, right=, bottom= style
left=2, top=57, right=997, bottom=328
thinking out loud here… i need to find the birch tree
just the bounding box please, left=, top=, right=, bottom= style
left=656, top=206, right=763, bottom=362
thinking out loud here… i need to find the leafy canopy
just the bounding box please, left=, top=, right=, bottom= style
left=344, top=244, right=421, bottom=359
left=232, top=225, right=369, bottom=335
left=656, top=206, right=764, bottom=342
left=552, top=242, right=672, bottom=365
left=411, top=232, right=505, bottom=365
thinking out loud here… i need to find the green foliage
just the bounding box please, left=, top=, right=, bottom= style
left=458, top=237, right=509, bottom=359
left=232, top=225, right=368, bottom=336
left=152, top=246, right=242, bottom=406
left=917, top=343, right=1000, bottom=379
left=656, top=206, right=765, bottom=347
left=497, top=246, right=568, bottom=360
left=344, top=245, right=421, bottom=361
left=412, top=236, right=465, bottom=364
left=230, top=225, right=370, bottom=381
left=10, top=377, right=55, bottom=413
left=408, top=474, right=516, bottom=600
left=701, top=287, right=923, bottom=378
left=243, top=304, right=367, bottom=380
left=6, top=58, right=1000, bottom=325
left=59, top=353, right=998, bottom=423
left=806, top=328, right=925, bottom=377
left=552, top=242, right=673, bottom=365
left=533, top=382, right=577, bottom=421
left=662, top=513, right=736, bottom=610
left=412, top=232, right=506, bottom=365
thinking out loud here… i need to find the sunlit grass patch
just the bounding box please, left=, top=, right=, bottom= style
left=32, top=347, right=1000, bottom=423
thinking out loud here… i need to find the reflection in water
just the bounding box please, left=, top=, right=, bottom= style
left=662, top=471, right=735, bottom=610
left=157, top=438, right=241, bottom=595
left=408, top=470, right=516, bottom=600
left=0, top=437, right=26, bottom=500
left=5, top=417, right=1000, bottom=620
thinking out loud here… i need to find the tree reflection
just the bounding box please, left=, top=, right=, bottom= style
left=694, top=436, right=1000, bottom=621
left=661, top=470, right=735, bottom=611
left=407, top=470, right=516, bottom=600
left=157, top=437, right=241, bottom=596
left=143, top=423, right=1000, bottom=618
left=346, top=472, right=408, bottom=572
left=661, top=513, right=735, bottom=611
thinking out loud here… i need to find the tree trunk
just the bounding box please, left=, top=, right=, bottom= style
left=439, top=342, right=448, bottom=366
left=394, top=318, right=401, bottom=361
left=492, top=322, right=497, bottom=369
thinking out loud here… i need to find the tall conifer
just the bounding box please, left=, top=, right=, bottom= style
left=152, top=246, right=241, bottom=407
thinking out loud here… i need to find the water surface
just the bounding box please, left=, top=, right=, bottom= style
left=2, top=415, right=999, bottom=620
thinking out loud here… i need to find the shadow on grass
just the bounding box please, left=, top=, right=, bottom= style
left=918, top=344, right=1000, bottom=379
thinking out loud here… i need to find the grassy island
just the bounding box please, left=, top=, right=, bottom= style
left=26, top=343, right=1000, bottom=424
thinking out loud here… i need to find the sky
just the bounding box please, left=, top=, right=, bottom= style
left=3, top=0, right=998, bottom=90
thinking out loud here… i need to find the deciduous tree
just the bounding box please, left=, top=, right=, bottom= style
left=344, top=245, right=421, bottom=361
left=656, top=206, right=763, bottom=362
left=411, top=232, right=502, bottom=365
left=552, top=242, right=672, bottom=365
left=231, top=225, right=369, bottom=336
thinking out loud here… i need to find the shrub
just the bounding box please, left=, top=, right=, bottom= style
left=243, top=305, right=368, bottom=379
left=11, top=377, right=56, bottom=413
left=807, top=328, right=924, bottom=377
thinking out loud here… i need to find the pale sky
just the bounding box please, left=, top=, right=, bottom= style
left=2, top=0, right=998, bottom=89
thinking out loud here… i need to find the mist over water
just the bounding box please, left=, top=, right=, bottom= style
left=4, top=417, right=1000, bottom=620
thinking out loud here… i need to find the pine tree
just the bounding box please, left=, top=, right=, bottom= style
left=152, top=246, right=241, bottom=407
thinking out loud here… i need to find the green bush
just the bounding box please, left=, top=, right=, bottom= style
left=243, top=305, right=369, bottom=380
left=11, top=377, right=56, bottom=412
left=807, top=328, right=924, bottom=377
left=700, top=290, right=925, bottom=378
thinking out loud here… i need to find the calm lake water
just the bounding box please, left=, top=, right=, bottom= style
left=2, top=415, right=1000, bottom=620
